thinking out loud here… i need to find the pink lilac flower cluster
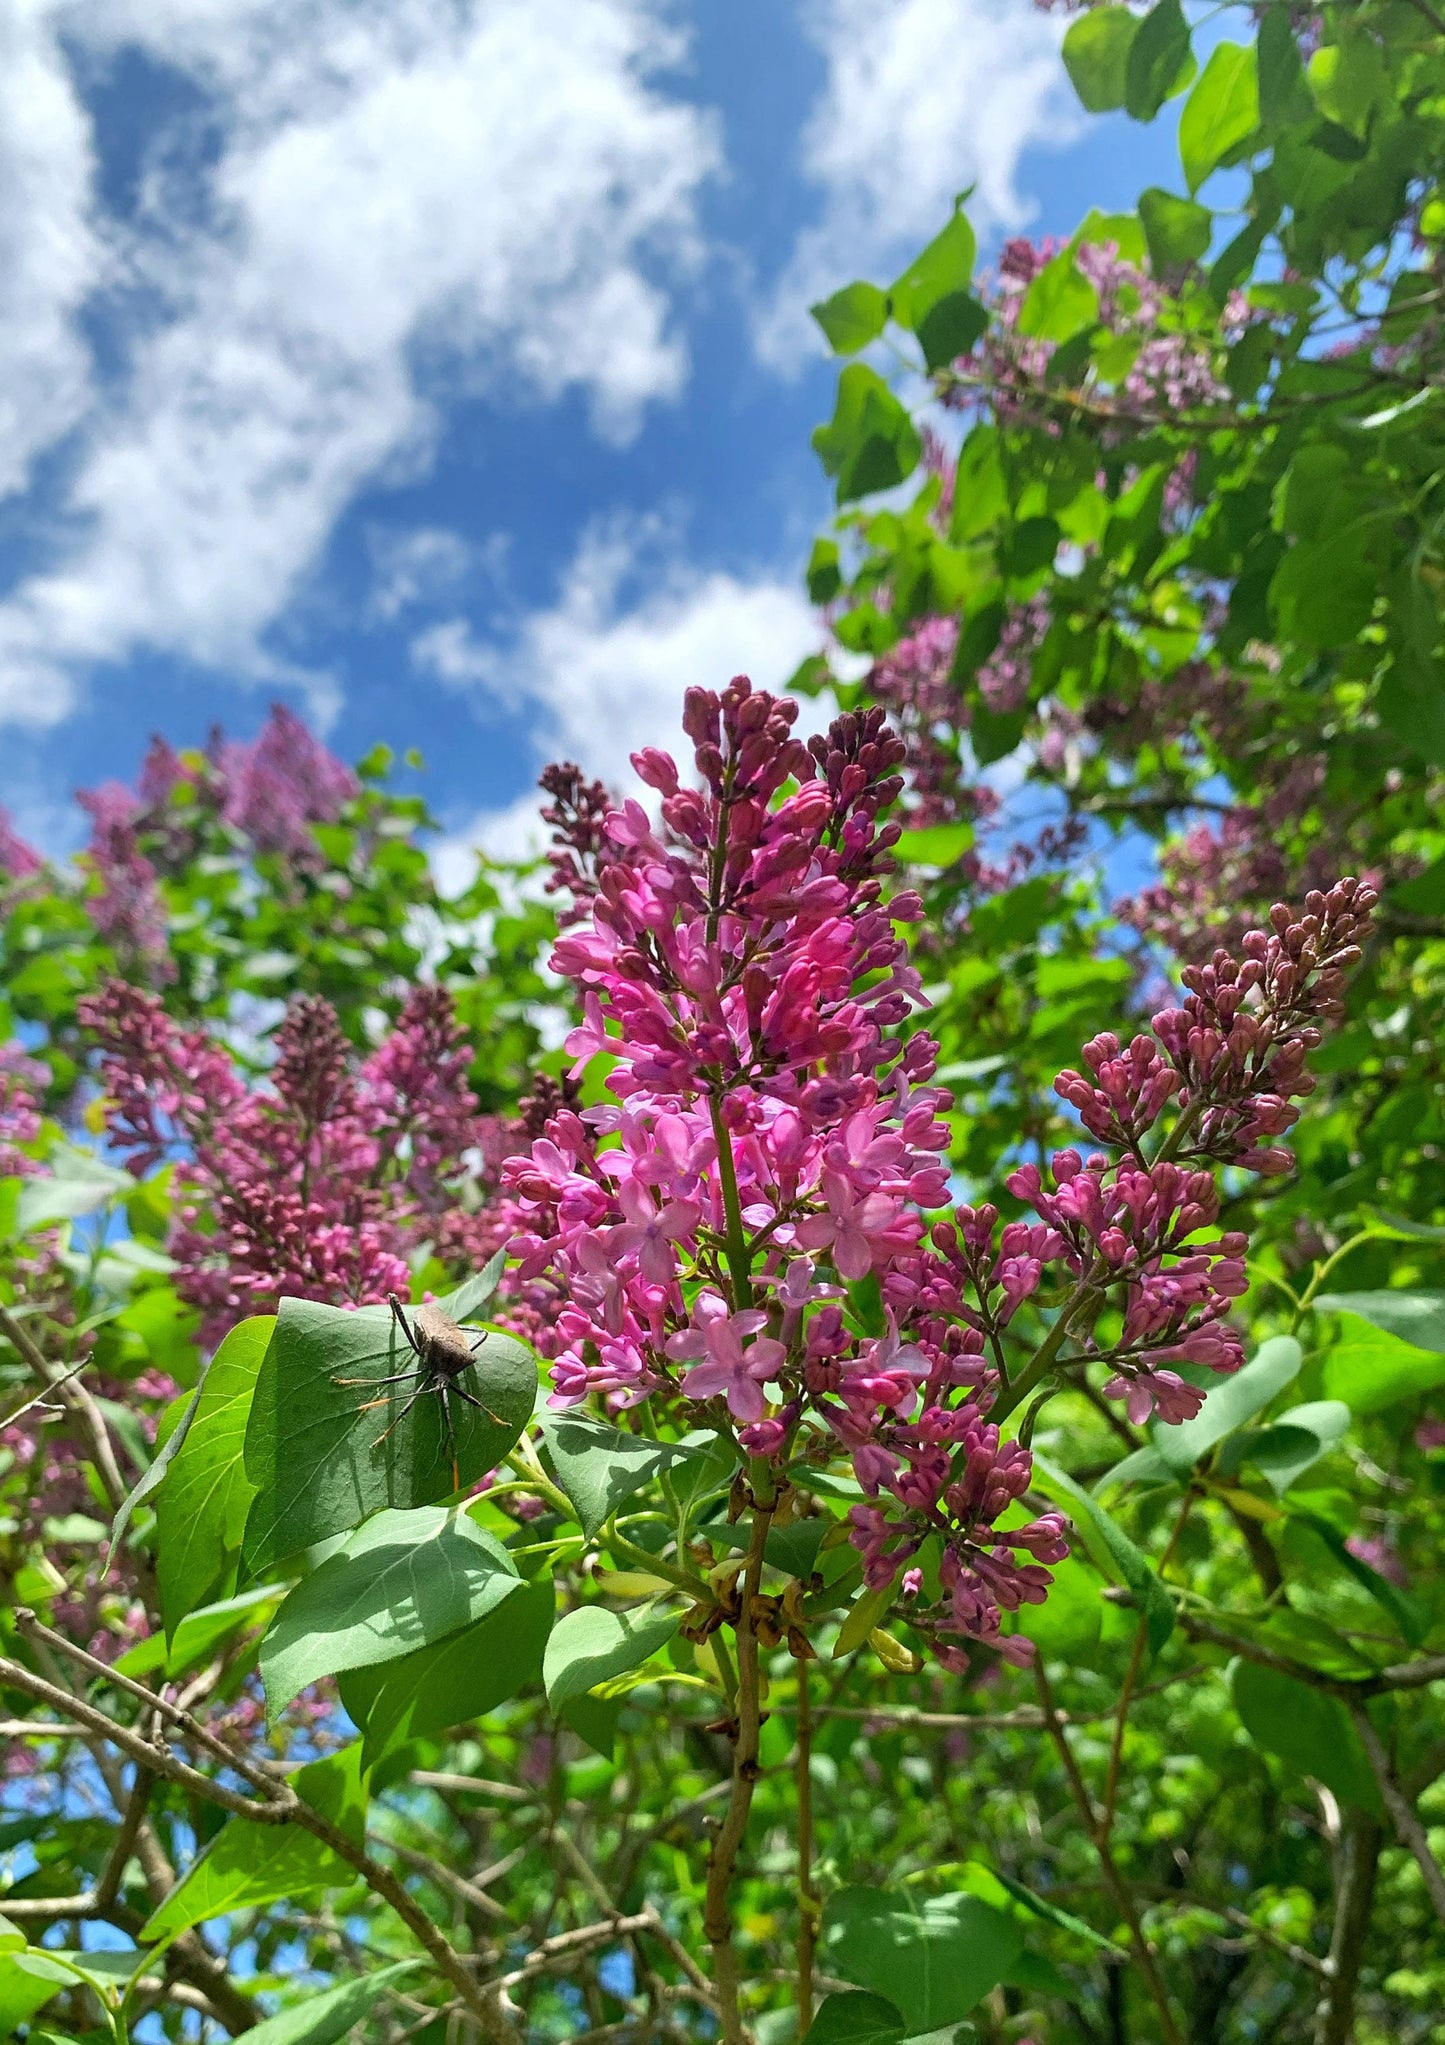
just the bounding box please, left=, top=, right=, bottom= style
left=0, top=809, right=42, bottom=883
left=978, top=595, right=1051, bottom=714
left=956, top=236, right=1234, bottom=432
left=501, top=679, right=1373, bottom=1668
left=129, top=703, right=359, bottom=867
left=76, top=781, right=175, bottom=979
left=69, top=705, right=360, bottom=975
left=0, top=1046, right=45, bottom=1176
left=81, top=982, right=506, bottom=1345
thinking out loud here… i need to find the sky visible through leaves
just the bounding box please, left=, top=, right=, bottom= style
left=0, top=0, right=1187, bottom=865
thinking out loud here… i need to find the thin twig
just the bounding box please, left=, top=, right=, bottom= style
left=1035, top=1661, right=1185, bottom=2045
left=1350, top=1705, right=1445, bottom=1924
left=0, top=1306, right=129, bottom=1509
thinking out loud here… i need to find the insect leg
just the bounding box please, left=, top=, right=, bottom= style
left=370, top=1379, right=433, bottom=1453
left=334, top=1370, right=421, bottom=1388
left=388, top=1293, right=423, bottom=1358
left=440, top=1382, right=461, bottom=1492
left=448, top=1382, right=507, bottom=1427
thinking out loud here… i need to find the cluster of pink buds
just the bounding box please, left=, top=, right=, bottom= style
left=503, top=684, right=1373, bottom=1667
left=82, top=982, right=508, bottom=1344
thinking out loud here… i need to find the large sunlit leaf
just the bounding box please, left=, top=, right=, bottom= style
left=155, top=1316, right=273, bottom=1635
left=812, top=364, right=922, bottom=504
left=1061, top=6, right=1139, bottom=113
left=1230, top=1661, right=1382, bottom=1816
left=259, top=1505, right=519, bottom=1715
left=339, top=1576, right=554, bottom=1765
left=1032, top=1455, right=1174, bottom=1657
left=141, top=1747, right=366, bottom=1950
left=1151, top=1335, right=1302, bottom=1473
left=241, top=1297, right=535, bottom=1574
left=239, top=1964, right=424, bottom=2045
left=819, top=1887, right=1022, bottom=2033
left=539, top=1411, right=708, bottom=1539
left=1179, top=41, right=1259, bottom=192
left=543, top=1602, right=679, bottom=1710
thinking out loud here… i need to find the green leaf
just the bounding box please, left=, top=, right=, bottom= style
left=560, top=1690, right=622, bottom=1761
left=539, top=1412, right=707, bottom=1539
left=1307, top=36, right=1384, bottom=141
left=812, top=365, right=922, bottom=505
left=1227, top=1402, right=1351, bottom=1495
left=820, top=1888, right=1023, bottom=2033
left=543, top=1602, right=679, bottom=1710
left=238, top=1963, right=423, bottom=2045
left=1094, top=1444, right=1172, bottom=1492
left=1031, top=1455, right=1174, bottom=1657
left=0, top=1950, right=80, bottom=2037
left=141, top=1746, right=367, bottom=1949
left=895, top=823, right=975, bottom=870
left=834, top=1581, right=894, bottom=1659
left=1151, top=1335, right=1302, bottom=1474
left=1269, top=536, right=1376, bottom=650
left=156, top=1317, right=274, bottom=1635
left=340, top=1576, right=554, bottom=1765
left=241, top=1298, right=536, bottom=1574
left=1125, top=0, right=1193, bottom=123
left=1289, top=1509, right=1427, bottom=1646
left=260, top=1505, right=519, bottom=1716
left=1138, top=187, right=1212, bottom=270
left=14, top=1143, right=130, bottom=1235
left=1061, top=6, right=1140, bottom=114
left=802, top=1990, right=907, bottom=2045
left=431, top=1249, right=508, bottom=1326
left=1316, top=1291, right=1445, bottom=1354
left=1321, top=1320, right=1445, bottom=1415
left=890, top=209, right=982, bottom=371
left=109, top=1380, right=202, bottom=1560
left=1012, top=1556, right=1102, bottom=1658
left=116, top=1586, right=282, bottom=1680
left=808, top=538, right=843, bottom=605
left=812, top=282, right=890, bottom=355
left=1229, top=1661, right=1382, bottom=1815
left=1179, top=42, right=1259, bottom=193
left=1016, top=252, right=1099, bottom=345
left=992, top=1871, right=1122, bottom=1952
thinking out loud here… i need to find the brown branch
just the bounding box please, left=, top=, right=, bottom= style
left=0, top=1646, right=522, bottom=2045
left=1180, top=1615, right=1445, bottom=1696
left=96, top=1759, right=156, bottom=1912
left=1035, top=1660, right=1185, bottom=2045
left=0, top=1305, right=130, bottom=1509
left=410, top=1771, right=535, bottom=1804
left=1316, top=1811, right=1383, bottom=2045
left=1350, top=1705, right=1445, bottom=1925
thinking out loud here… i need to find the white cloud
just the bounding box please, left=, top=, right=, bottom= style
left=756, top=0, right=1076, bottom=367
left=0, top=0, right=720, bottom=724
left=0, top=3, right=103, bottom=505
left=366, top=525, right=480, bottom=622
left=420, top=515, right=827, bottom=868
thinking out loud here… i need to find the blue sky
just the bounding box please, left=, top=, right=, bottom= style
left=0, top=0, right=1185, bottom=869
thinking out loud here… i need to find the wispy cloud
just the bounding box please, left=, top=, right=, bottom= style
left=419, top=513, right=826, bottom=868
left=755, top=0, right=1076, bottom=368
left=0, top=0, right=721, bottom=725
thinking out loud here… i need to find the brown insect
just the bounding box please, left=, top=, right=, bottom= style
left=333, top=1294, right=506, bottom=1488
